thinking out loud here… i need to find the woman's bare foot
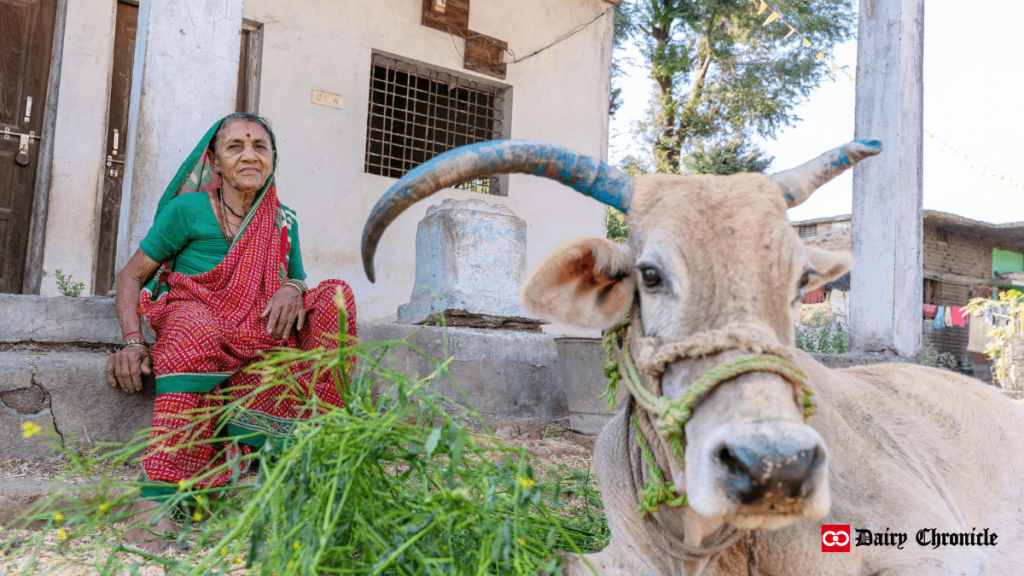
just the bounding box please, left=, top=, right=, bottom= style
left=122, top=500, right=179, bottom=554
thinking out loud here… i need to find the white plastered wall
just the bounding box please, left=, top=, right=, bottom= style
left=241, top=0, right=614, bottom=330
left=37, top=0, right=117, bottom=296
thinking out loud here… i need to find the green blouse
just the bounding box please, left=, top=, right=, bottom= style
left=139, top=192, right=306, bottom=280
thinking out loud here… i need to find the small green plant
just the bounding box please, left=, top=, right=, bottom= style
left=795, top=309, right=850, bottom=354
left=54, top=269, right=84, bottom=297
left=916, top=337, right=959, bottom=372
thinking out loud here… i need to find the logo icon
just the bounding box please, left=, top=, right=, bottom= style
left=822, top=525, right=851, bottom=552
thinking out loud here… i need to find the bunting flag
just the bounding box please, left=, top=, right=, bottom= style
left=749, top=0, right=855, bottom=83
left=925, top=130, right=1022, bottom=188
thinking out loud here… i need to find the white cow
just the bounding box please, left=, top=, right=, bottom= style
left=362, top=140, right=1024, bottom=575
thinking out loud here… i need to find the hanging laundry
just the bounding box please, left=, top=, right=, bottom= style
left=922, top=304, right=938, bottom=318
left=943, top=306, right=953, bottom=327
left=934, top=306, right=946, bottom=329
left=950, top=306, right=968, bottom=327
left=967, top=311, right=990, bottom=353
left=801, top=286, right=826, bottom=304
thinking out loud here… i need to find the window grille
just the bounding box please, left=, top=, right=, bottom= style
left=799, top=224, right=818, bottom=239
left=364, top=53, right=508, bottom=195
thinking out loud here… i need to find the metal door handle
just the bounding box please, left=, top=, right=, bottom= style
left=113, top=129, right=119, bottom=156
left=16, top=134, right=30, bottom=165
left=24, top=96, right=32, bottom=124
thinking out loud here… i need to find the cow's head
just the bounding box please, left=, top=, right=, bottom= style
left=361, top=139, right=880, bottom=531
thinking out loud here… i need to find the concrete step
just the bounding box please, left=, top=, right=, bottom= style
left=1, top=294, right=567, bottom=460
left=0, top=352, right=154, bottom=460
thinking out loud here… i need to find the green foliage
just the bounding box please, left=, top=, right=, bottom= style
left=605, top=155, right=652, bottom=242
left=794, top=309, right=849, bottom=354
left=3, top=332, right=609, bottom=575
left=54, top=269, right=84, bottom=297
left=965, top=289, right=1024, bottom=386
left=609, top=4, right=633, bottom=118
left=616, top=0, right=856, bottom=173
left=606, top=206, right=629, bottom=243
left=682, top=140, right=773, bottom=175
left=916, top=337, right=959, bottom=372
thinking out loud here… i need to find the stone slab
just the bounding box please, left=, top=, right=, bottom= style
left=0, top=352, right=155, bottom=460
left=0, top=294, right=156, bottom=345
left=359, top=323, right=567, bottom=418
left=0, top=294, right=122, bottom=344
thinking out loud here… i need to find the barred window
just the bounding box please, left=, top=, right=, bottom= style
left=364, top=52, right=510, bottom=195
left=799, top=224, right=818, bottom=239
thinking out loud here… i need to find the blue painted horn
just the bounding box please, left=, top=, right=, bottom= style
left=361, top=140, right=634, bottom=282
left=771, top=139, right=883, bottom=207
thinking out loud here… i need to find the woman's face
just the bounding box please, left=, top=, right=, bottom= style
left=210, top=119, right=274, bottom=194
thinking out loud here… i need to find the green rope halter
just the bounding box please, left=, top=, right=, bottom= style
left=601, top=314, right=816, bottom=515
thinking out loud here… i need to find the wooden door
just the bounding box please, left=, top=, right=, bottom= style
left=94, top=1, right=137, bottom=295
left=0, top=0, right=58, bottom=294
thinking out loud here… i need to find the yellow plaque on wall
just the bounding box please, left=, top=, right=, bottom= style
left=312, top=90, right=343, bottom=110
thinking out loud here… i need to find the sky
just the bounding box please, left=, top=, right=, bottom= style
left=608, top=0, right=1024, bottom=225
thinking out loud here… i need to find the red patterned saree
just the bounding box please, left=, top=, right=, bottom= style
left=137, top=118, right=356, bottom=499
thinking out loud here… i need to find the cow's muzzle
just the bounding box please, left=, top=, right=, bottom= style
left=690, top=420, right=831, bottom=530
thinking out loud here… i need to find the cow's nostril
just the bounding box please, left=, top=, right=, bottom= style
left=717, top=445, right=742, bottom=473
left=717, top=443, right=764, bottom=504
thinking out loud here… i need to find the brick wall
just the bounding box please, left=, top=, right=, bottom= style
left=922, top=224, right=1022, bottom=306
left=923, top=225, right=993, bottom=279
left=794, top=220, right=852, bottom=251
left=922, top=319, right=967, bottom=358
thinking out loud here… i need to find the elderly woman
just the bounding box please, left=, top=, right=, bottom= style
left=108, top=112, right=357, bottom=551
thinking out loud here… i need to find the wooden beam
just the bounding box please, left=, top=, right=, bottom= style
left=923, top=270, right=994, bottom=286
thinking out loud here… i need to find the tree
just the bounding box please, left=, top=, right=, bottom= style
left=605, top=154, right=652, bottom=242
left=617, top=0, right=856, bottom=174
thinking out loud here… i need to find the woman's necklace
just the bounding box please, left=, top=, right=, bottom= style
left=217, top=188, right=239, bottom=245
left=220, top=188, right=245, bottom=218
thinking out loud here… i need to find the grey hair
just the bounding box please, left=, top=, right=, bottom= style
left=208, top=112, right=277, bottom=156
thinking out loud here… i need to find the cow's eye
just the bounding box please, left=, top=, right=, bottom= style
left=798, top=271, right=811, bottom=291
left=640, top=267, right=662, bottom=288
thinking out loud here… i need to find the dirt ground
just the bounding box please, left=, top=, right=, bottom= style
left=0, top=422, right=597, bottom=575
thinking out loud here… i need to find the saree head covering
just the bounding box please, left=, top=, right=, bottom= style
left=138, top=115, right=357, bottom=500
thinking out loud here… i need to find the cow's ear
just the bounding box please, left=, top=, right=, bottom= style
left=521, top=238, right=636, bottom=330
left=804, top=246, right=852, bottom=292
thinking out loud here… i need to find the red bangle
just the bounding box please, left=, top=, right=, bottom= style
left=122, top=330, right=142, bottom=341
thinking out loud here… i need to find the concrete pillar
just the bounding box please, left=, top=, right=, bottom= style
left=850, top=0, right=924, bottom=356
left=397, top=199, right=540, bottom=330
left=115, top=0, right=243, bottom=272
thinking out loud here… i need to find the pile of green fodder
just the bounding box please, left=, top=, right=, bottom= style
left=2, top=330, right=609, bottom=575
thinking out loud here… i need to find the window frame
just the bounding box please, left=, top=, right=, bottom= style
left=363, top=50, right=513, bottom=196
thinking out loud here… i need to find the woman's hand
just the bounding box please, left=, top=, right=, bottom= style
left=106, top=346, right=153, bottom=393
left=261, top=285, right=305, bottom=339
